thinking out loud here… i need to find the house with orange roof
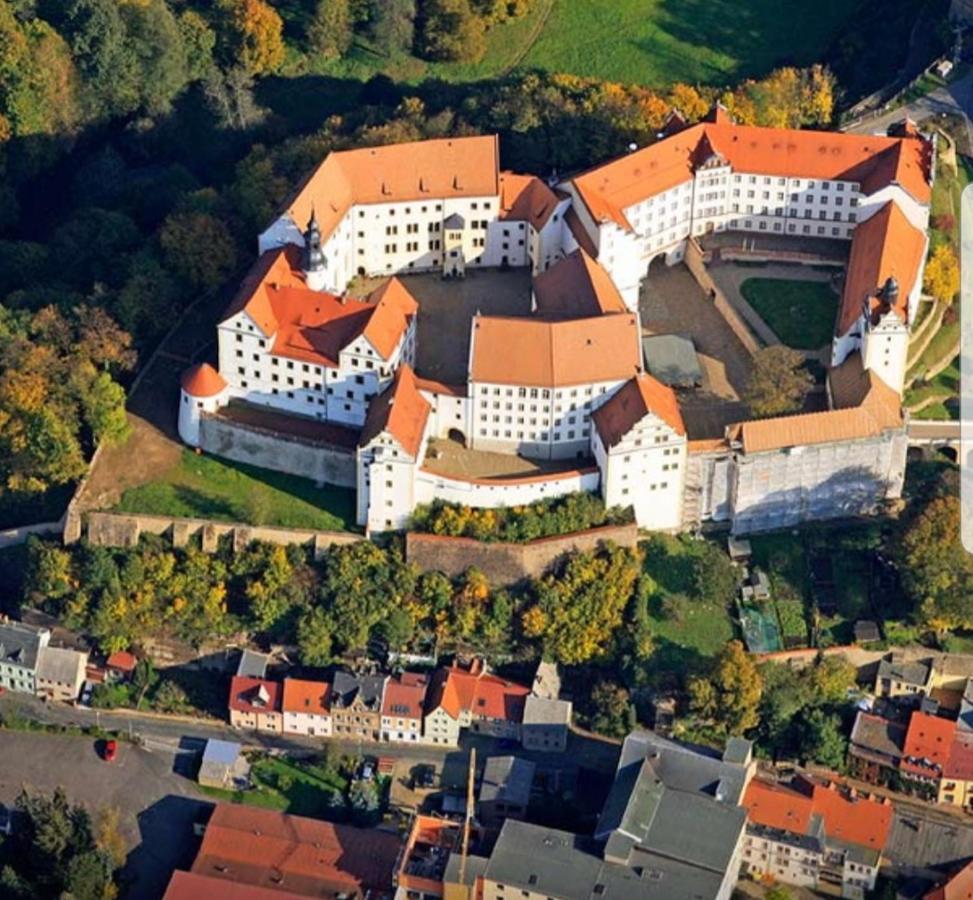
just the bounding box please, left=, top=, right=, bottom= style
left=228, top=676, right=282, bottom=734
left=924, top=859, right=973, bottom=900
left=591, top=372, right=687, bottom=531
left=901, top=710, right=957, bottom=786
left=938, top=731, right=973, bottom=809
left=380, top=672, right=428, bottom=743
left=741, top=775, right=892, bottom=895
left=281, top=677, right=332, bottom=738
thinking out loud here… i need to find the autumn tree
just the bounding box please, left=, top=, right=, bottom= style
left=217, top=0, right=285, bottom=75
left=744, top=346, right=814, bottom=417
left=159, top=210, right=238, bottom=290
left=587, top=679, right=635, bottom=738
left=924, top=243, right=960, bottom=305
left=419, top=0, right=486, bottom=63
left=308, top=0, right=353, bottom=59
left=668, top=83, right=709, bottom=121
left=371, top=0, right=416, bottom=55
left=689, top=640, right=763, bottom=735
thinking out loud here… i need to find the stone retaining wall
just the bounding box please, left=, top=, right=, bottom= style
left=405, top=523, right=639, bottom=586
left=84, top=511, right=361, bottom=557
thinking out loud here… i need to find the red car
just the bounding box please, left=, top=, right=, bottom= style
left=102, top=739, right=117, bottom=762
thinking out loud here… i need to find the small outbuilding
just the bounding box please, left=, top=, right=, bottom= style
left=197, top=739, right=249, bottom=790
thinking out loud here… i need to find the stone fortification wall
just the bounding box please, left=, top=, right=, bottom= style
left=405, top=523, right=639, bottom=586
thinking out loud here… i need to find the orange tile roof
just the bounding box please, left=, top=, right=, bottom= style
left=572, top=121, right=931, bottom=229
left=359, top=363, right=430, bottom=457
left=105, top=650, right=137, bottom=672
left=221, top=248, right=415, bottom=367
left=744, top=776, right=892, bottom=854
left=470, top=313, right=641, bottom=387
left=499, top=171, right=559, bottom=230
left=925, top=860, right=973, bottom=900
left=381, top=672, right=428, bottom=720
left=192, top=804, right=401, bottom=897
left=829, top=352, right=904, bottom=418
left=564, top=206, right=599, bottom=258
left=228, top=676, right=281, bottom=714
left=181, top=363, right=228, bottom=399
left=281, top=135, right=500, bottom=245
left=532, top=249, right=628, bottom=319
left=944, top=732, right=973, bottom=781
left=425, top=664, right=529, bottom=723
left=164, top=871, right=308, bottom=900
left=281, top=678, right=331, bottom=716
left=837, top=200, right=927, bottom=335
left=592, top=374, right=685, bottom=448
left=902, top=711, right=956, bottom=777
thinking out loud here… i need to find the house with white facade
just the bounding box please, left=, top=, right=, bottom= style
left=282, top=677, right=332, bottom=737
left=179, top=114, right=933, bottom=538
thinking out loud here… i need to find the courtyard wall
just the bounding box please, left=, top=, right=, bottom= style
left=414, top=466, right=600, bottom=509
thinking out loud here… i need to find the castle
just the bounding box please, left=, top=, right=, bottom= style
left=178, top=107, right=933, bottom=535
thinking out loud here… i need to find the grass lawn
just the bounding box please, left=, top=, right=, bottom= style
left=931, top=149, right=973, bottom=251
left=251, top=757, right=351, bottom=819
left=114, top=450, right=358, bottom=532
left=908, top=318, right=960, bottom=385
left=739, top=278, right=838, bottom=349
left=905, top=356, right=958, bottom=411
left=280, top=0, right=853, bottom=88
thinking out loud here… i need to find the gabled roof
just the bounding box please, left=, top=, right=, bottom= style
left=944, top=731, right=973, bottom=780
left=279, top=135, right=500, bottom=245
left=498, top=171, right=559, bottom=230
left=164, top=870, right=308, bottom=900
left=181, top=363, right=228, bottom=399
left=281, top=678, right=331, bottom=716
left=925, top=860, right=973, bottom=900
left=837, top=200, right=927, bottom=335
left=106, top=650, right=137, bottom=672
left=902, top=711, right=956, bottom=777
left=381, top=672, right=428, bottom=720
left=532, top=249, right=628, bottom=319
left=425, top=664, right=529, bottom=723
left=220, top=248, right=416, bottom=368
left=191, top=803, right=401, bottom=897
left=592, top=374, right=685, bottom=449
left=469, top=313, right=641, bottom=387
left=330, top=671, right=386, bottom=711
left=829, top=352, right=903, bottom=416
left=228, top=676, right=281, bottom=714
left=359, top=363, right=430, bottom=458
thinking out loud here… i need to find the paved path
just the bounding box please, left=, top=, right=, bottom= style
left=908, top=419, right=960, bottom=442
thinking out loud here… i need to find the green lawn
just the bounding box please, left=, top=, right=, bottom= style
left=907, top=319, right=960, bottom=386
left=931, top=147, right=973, bottom=251
left=740, top=278, right=838, bottom=349
left=114, top=450, right=358, bottom=532
left=282, top=0, right=854, bottom=88
left=905, top=356, right=958, bottom=412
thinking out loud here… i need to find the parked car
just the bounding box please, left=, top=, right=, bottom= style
left=102, top=739, right=118, bottom=762
left=358, top=757, right=376, bottom=781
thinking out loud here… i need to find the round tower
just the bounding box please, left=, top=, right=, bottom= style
left=178, top=363, right=229, bottom=447
left=303, top=211, right=327, bottom=291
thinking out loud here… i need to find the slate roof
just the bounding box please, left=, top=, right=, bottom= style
left=480, top=756, right=536, bottom=807
left=0, top=622, right=46, bottom=672
left=331, top=671, right=386, bottom=711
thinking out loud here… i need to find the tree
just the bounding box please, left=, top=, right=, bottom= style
left=668, top=83, right=709, bottom=120
left=744, top=346, right=814, bottom=417
left=308, top=0, right=353, bottom=59
left=419, top=0, right=485, bottom=62
left=159, top=211, right=238, bottom=290
left=217, top=0, right=285, bottom=75
left=800, top=709, right=846, bottom=769
left=371, top=0, right=415, bottom=55
left=896, top=493, right=973, bottom=636
left=588, top=679, right=634, bottom=739
left=297, top=607, right=335, bottom=665
left=120, top=0, right=189, bottom=115
left=689, top=640, right=763, bottom=734
left=80, top=371, right=131, bottom=446
left=924, top=243, right=960, bottom=305
left=692, top=542, right=738, bottom=603
left=178, top=10, right=216, bottom=81
left=202, top=65, right=266, bottom=130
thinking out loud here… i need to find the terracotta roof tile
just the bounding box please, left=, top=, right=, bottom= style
left=564, top=206, right=598, bottom=257
left=282, top=135, right=500, bottom=245
left=164, top=871, right=307, bottom=900
left=499, top=171, right=559, bottom=229
left=359, top=363, right=430, bottom=457
left=925, top=860, right=973, bottom=900
left=944, top=732, right=973, bottom=781
left=381, top=673, right=428, bottom=720
left=281, top=678, right=331, bottom=716
left=181, top=363, right=228, bottom=399
left=425, top=664, right=528, bottom=722
left=470, top=313, right=641, bottom=387
left=362, top=277, right=419, bottom=359
left=192, top=804, right=400, bottom=897
left=902, top=711, right=956, bottom=778
left=228, top=677, right=281, bottom=714
left=532, top=249, right=628, bottom=319
left=106, top=651, right=137, bottom=672
left=592, top=374, right=685, bottom=449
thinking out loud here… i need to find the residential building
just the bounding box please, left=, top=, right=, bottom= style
left=35, top=646, right=87, bottom=702
left=380, top=672, right=428, bottom=743
left=394, top=815, right=462, bottom=900
left=741, top=775, right=893, bottom=897
left=847, top=711, right=906, bottom=784
left=185, top=803, right=401, bottom=899
left=900, top=710, right=956, bottom=788
left=236, top=649, right=270, bottom=679
left=520, top=694, right=571, bottom=753
left=281, top=677, right=332, bottom=737
left=105, top=650, right=137, bottom=682
left=164, top=871, right=307, bottom=900
left=198, top=740, right=249, bottom=790
left=0, top=621, right=49, bottom=695
left=478, top=756, right=535, bottom=827
left=330, top=671, right=386, bottom=741
left=874, top=653, right=934, bottom=700
left=925, top=860, right=973, bottom=899
left=938, top=731, right=973, bottom=809
left=228, top=676, right=283, bottom=734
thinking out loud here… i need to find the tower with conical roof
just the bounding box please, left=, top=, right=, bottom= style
left=303, top=210, right=327, bottom=290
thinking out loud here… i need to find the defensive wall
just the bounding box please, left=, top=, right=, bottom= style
left=405, top=522, right=639, bottom=586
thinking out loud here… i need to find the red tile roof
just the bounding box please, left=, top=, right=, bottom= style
left=164, top=871, right=307, bottom=900
left=105, top=651, right=137, bottom=672
left=181, top=364, right=228, bottom=399
left=532, top=249, right=628, bottom=320
left=837, top=200, right=927, bottom=335
left=744, top=776, right=892, bottom=854
left=381, top=672, right=428, bottom=720
left=192, top=804, right=401, bottom=897
left=220, top=247, right=416, bottom=368
left=469, top=313, right=642, bottom=387
left=280, top=135, right=500, bottom=246
left=228, top=677, right=281, bottom=715
left=925, top=860, right=973, bottom=900
left=425, top=664, right=529, bottom=723
left=359, top=363, right=431, bottom=457
left=944, top=732, right=973, bottom=781
left=281, top=678, right=331, bottom=716
left=592, top=374, right=685, bottom=448
left=499, top=171, right=559, bottom=230
left=902, top=711, right=957, bottom=778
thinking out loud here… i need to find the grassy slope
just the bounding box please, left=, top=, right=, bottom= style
left=114, top=450, right=358, bottom=532
left=739, top=278, right=838, bottom=349
left=287, top=0, right=854, bottom=88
